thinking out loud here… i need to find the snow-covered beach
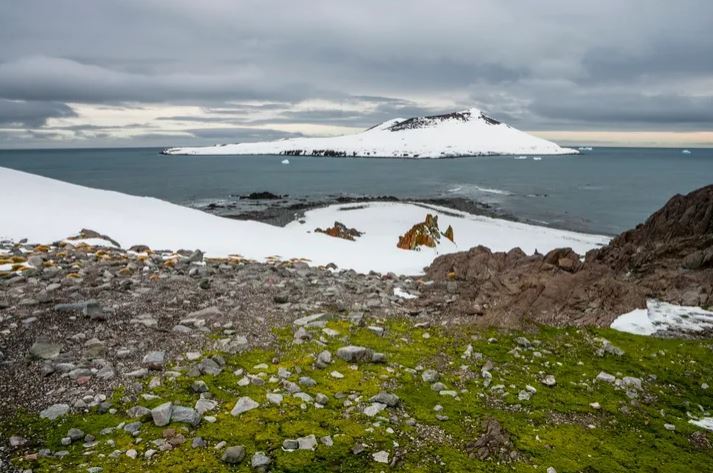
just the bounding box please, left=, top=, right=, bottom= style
left=0, top=166, right=608, bottom=275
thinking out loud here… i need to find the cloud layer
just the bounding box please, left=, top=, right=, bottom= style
left=1, top=0, right=712, bottom=147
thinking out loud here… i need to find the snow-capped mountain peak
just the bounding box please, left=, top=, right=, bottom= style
left=163, top=108, right=577, bottom=158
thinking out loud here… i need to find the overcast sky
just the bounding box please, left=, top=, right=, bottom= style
left=1, top=0, right=712, bottom=148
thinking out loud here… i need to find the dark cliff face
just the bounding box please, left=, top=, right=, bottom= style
left=422, top=184, right=713, bottom=329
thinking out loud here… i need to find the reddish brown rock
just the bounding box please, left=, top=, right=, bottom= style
left=423, top=185, right=713, bottom=328
left=315, top=221, right=363, bottom=241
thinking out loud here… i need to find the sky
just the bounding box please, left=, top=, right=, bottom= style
left=1, top=0, right=712, bottom=149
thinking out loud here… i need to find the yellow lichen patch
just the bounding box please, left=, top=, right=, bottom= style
left=34, top=245, right=49, bottom=252
left=163, top=260, right=176, bottom=268
left=66, top=273, right=81, bottom=279
left=118, top=267, right=133, bottom=277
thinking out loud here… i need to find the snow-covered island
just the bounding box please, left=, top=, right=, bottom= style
left=163, top=108, right=577, bottom=158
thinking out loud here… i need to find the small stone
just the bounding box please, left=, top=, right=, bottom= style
left=330, top=370, right=344, bottom=379
left=151, top=402, right=173, bottom=427
left=123, top=422, right=142, bottom=434
left=541, top=375, right=556, bottom=387
left=126, top=449, right=138, bottom=459
left=192, top=437, right=206, bottom=448
left=590, top=402, right=601, bottom=410
left=336, top=345, right=373, bottom=363
left=364, top=402, right=386, bottom=417
left=9, top=435, right=27, bottom=447
left=315, top=393, right=329, bottom=405
left=222, top=445, right=246, bottom=464
left=171, top=406, right=200, bottom=426
left=421, top=369, right=439, bottom=383
left=547, top=468, right=557, bottom=473
left=40, top=403, right=69, bottom=420
left=67, top=428, right=84, bottom=441
left=664, top=423, right=676, bottom=431
left=373, top=450, right=389, bottom=463
left=370, top=392, right=399, bottom=407
left=596, top=371, right=616, bottom=384
left=127, top=406, right=151, bottom=419
left=299, top=376, right=317, bottom=387
left=231, top=397, right=259, bottom=416
left=30, top=341, right=62, bottom=360
left=321, top=435, right=333, bottom=446
left=297, top=434, right=317, bottom=450
left=282, top=439, right=299, bottom=450
left=267, top=393, right=283, bottom=405
left=195, top=398, right=217, bottom=415
left=142, top=351, right=166, bottom=370
left=192, top=380, right=209, bottom=393
left=251, top=451, right=272, bottom=469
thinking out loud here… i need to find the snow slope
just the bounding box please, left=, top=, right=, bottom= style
left=0, top=167, right=607, bottom=274
left=163, top=108, right=577, bottom=158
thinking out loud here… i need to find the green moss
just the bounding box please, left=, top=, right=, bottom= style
left=4, top=318, right=713, bottom=472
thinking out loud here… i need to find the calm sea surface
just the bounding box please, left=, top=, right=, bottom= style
left=1, top=147, right=711, bottom=235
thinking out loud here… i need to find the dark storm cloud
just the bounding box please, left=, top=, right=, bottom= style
left=0, top=99, right=76, bottom=127
left=1, top=0, right=712, bottom=147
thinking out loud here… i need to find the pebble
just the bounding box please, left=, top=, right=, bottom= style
left=222, top=445, right=246, bottom=464
left=231, top=396, right=259, bottom=416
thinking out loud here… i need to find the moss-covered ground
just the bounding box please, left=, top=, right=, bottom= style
left=3, top=317, right=713, bottom=472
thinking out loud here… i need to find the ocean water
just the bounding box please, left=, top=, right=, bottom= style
left=1, top=147, right=711, bottom=235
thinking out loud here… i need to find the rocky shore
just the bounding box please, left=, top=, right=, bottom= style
left=1, top=185, right=712, bottom=472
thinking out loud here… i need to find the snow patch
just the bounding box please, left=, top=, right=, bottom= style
left=611, top=299, right=713, bottom=336
left=1, top=167, right=609, bottom=275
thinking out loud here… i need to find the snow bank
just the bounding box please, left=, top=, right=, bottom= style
left=611, top=299, right=713, bottom=336
left=164, top=108, right=577, bottom=158
left=0, top=167, right=608, bottom=274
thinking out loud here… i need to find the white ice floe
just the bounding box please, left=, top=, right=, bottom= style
left=163, top=108, right=577, bottom=158
left=0, top=167, right=608, bottom=275
left=689, top=418, right=713, bottom=431
left=281, top=159, right=290, bottom=164
left=611, top=299, right=713, bottom=336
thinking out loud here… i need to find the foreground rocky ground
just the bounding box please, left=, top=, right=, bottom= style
left=1, top=236, right=713, bottom=472
left=2, top=185, right=713, bottom=472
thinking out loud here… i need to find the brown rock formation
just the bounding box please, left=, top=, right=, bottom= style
left=315, top=221, right=363, bottom=241
left=422, top=185, right=713, bottom=328
left=397, top=214, right=455, bottom=250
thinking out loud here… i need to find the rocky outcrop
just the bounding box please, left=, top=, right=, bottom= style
left=397, top=214, right=454, bottom=250
left=424, top=185, right=713, bottom=328
left=315, top=221, right=363, bottom=241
